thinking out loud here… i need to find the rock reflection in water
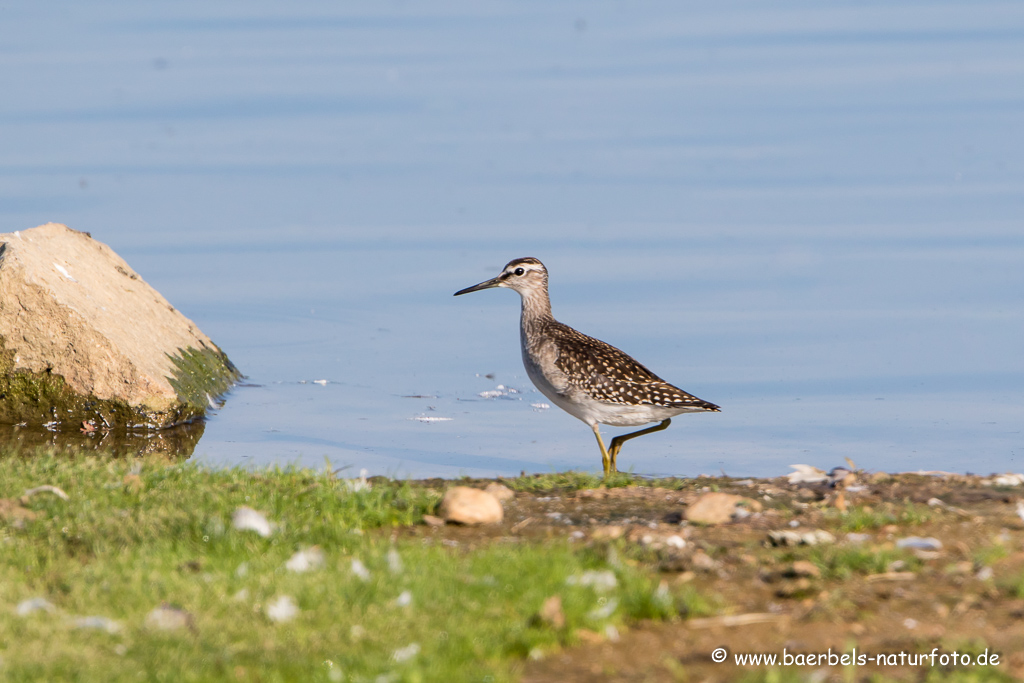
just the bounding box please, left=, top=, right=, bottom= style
left=0, top=421, right=205, bottom=460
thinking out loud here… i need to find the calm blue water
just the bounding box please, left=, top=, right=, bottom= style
left=2, top=1, right=1022, bottom=477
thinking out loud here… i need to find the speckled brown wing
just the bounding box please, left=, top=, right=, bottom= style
left=545, top=321, right=720, bottom=410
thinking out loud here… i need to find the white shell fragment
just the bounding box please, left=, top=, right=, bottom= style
left=232, top=507, right=275, bottom=537
left=351, top=558, right=371, bottom=582
left=145, top=604, right=193, bottom=631
left=266, top=595, right=299, bottom=623
left=587, top=597, right=619, bottom=620
left=23, top=485, right=70, bottom=501
left=786, top=464, right=829, bottom=484
left=566, top=569, right=618, bottom=593
left=16, top=597, right=56, bottom=616
left=285, top=547, right=326, bottom=573
left=392, top=643, right=421, bottom=663
left=987, top=473, right=1024, bottom=487
left=73, top=616, right=122, bottom=633
left=387, top=548, right=404, bottom=574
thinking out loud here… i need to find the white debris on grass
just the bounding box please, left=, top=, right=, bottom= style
left=665, top=535, right=687, bottom=549
left=845, top=533, right=871, bottom=544
left=23, top=485, right=70, bottom=501
left=986, top=473, right=1024, bottom=487
left=266, top=595, right=299, bottom=623
left=786, top=464, right=829, bottom=484
left=145, top=604, right=193, bottom=631
left=566, top=569, right=618, bottom=593
left=587, top=597, right=619, bottom=621
left=392, top=642, right=420, bottom=663
left=73, top=616, right=121, bottom=633
left=1017, top=501, right=1024, bottom=523
left=286, top=547, right=326, bottom=573
left=342, top=468, right=371, bottom=492
left=387, top=548, right=404, bottom=574
left=768, top=529, right=835, bottom=547
left=232, top=507, right=275, bottom=537
left=653, top=580, right=672, bottom=607
left=16, top=597, right=56, bottom=616
left=395, top=590, right=413, bottom=608
left=351, top=558, right=371, bottom=581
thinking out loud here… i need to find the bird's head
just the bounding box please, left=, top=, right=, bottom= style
left=454, top=257, right=548, bottom=298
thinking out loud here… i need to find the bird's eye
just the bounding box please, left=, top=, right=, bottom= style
left=514, top=267, right=525, bottom=276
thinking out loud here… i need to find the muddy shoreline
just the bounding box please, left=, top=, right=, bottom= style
left=409, top=468, right=1024, bottom=681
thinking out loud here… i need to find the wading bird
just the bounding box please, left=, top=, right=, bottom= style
left=455, top=257, right=719, bottom=475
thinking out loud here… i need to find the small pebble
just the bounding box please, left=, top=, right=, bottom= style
left=896, top=536, right=943, bottom=551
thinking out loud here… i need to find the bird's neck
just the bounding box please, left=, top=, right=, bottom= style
left=519, top=287, right=553, bottom=330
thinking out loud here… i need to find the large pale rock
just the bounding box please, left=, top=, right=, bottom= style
left=438, top=486, right=504, bottom=525
left=684, top=492, right=762, bottom=525
left=0, top=223, right=239, bottom=429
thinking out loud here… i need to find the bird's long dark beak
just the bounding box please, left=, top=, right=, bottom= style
left=454, top=275, right=503, bottom=296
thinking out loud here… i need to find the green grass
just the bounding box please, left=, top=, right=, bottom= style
left=825, top=502, right=933, bottom=532
left=807, top=545, right=921, bottom=580
left=503, top=470, right=644, bottom=493
left=0, top=456, right=704, bottom=682
left=997, top=570, right=1024, bottom=599
left=500, top=469, right=719, bottom=494
left=972, top=543, right=1010, bottom=568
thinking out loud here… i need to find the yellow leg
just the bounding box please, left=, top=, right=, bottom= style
left=608, top=419, right=672, bottom=472
left=591, top=423, right=612, bottom=475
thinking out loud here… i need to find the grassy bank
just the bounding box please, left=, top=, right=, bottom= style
left=1, top=456, right=1022, bottom=682
left=0, top=457, right=681, bottom=682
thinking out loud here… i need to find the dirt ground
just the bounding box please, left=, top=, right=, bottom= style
left=410, top=470, right=1024, bottom=681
